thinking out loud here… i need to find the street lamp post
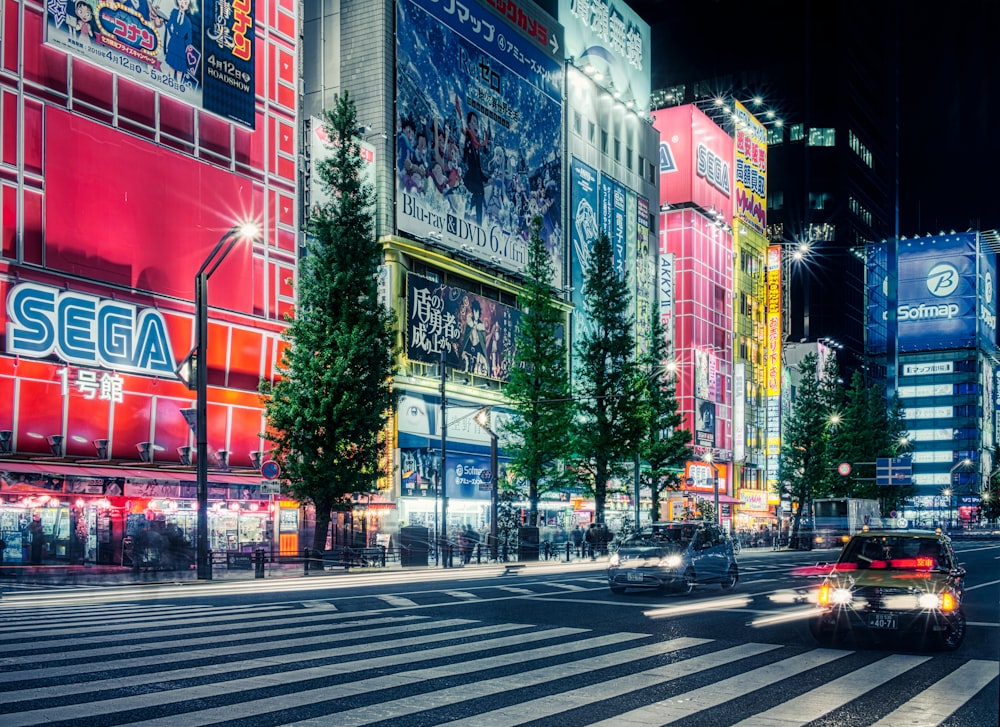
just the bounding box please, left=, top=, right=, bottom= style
left=192, top=222, right=259, bottom=580
left=475, top=408, right=499, bottom=559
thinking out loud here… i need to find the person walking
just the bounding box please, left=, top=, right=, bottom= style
left=28, top=514, right=44, bottom=565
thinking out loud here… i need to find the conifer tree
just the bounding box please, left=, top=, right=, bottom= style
left=639, top=307, right=692, bottom=522
left=261, top=92, right=396, bottom=558
left=571, top=232, right=644, bottom=525
left=502, top=217, right=574, bottom=526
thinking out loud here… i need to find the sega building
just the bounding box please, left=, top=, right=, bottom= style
left=651, top=105, right=738, bottom=530
left=868, top=232, right=998, bottom=527
left=0, top=1, right=300, bottom=566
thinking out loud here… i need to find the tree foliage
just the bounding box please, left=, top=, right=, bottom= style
left=638, top=307, right=692, bottom=522
left=570, top=231, right=644, bottom=525
left=778, top=352, right=839, bottom=545
left=261, top=92, right=397, bottom=556
left=501, top=217, right=574, bottom=525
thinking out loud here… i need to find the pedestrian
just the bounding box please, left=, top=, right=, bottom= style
left=584, top=523, right=598, bottom=559
left=570, top=525, right=583, bottom=557
left=28, top=514, right=44, bottom=565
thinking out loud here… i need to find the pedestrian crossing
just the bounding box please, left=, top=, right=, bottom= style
left=0, top=601, right=995, bottom=726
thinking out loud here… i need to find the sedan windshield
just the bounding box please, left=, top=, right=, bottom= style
left=839, top=536, right=948, bottom=571
left=623, top=529, right=693, bottom=548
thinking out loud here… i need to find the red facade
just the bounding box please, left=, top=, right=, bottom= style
left=0, top=0, right=298, bottom=565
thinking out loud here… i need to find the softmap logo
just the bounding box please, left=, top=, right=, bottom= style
left=926, top=262, right=959, bottom=297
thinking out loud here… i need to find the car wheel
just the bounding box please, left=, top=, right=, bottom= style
left=673, top=568, right=695, bottom=595
left=937, top=609, right=966, bottom=651
left=609, top=583, right=627, bottom=595
left=721, top=564, right=738, bottom=589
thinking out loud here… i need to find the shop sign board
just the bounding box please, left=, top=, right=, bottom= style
left=259, top=479, right=281, bottom=495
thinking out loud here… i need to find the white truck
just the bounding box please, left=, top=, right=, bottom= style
left=811, top=498, right=883, bottom=549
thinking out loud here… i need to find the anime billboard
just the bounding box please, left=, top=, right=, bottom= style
left=868, top=234, right=994, bottom=353
left=395, top=0, right=563, bottom=280
left=406, top=274, right=521, bottom=381
left=651, top=105, right=733, bottom=214
left=45, top=0, right=256, bottom=129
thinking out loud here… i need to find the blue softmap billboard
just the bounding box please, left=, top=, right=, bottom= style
left=868, top=233, right=997, bottom=353
left=395, top=0, right=563, bottom=281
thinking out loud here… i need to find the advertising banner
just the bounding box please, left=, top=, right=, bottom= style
left=869, top=234, right=992, bottom=352
left=658, top=251, right=675, bottom=347
left=765, top=245, right=782, bottom=397
left=734, top=101, right=766, bottom=234
left=45, top=0, right=256, bottom=129
left=651, top=106, right=733, bottom=215
left=395, top=0, right=563, bottom=279
left=695, top=398, right=716, bottom=448
left=636, top=195, right=652, bottom=353
left=309, top=117, right=377, bottom=216
left=558, top=0, right=651, bottom=113
left=406, top=274, right=521, bottom=381
left=733, top=363, right=745, bottom=462
left=570, top=157, right=599, bottom=356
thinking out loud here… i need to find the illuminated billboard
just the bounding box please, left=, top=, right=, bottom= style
left=766, top=245, right=782, bottom=396
left=651, top=105, right=733, bottom=214
left=395, top=0, right=563, bottom=279
left=558, top=0, right=651, bottom=113
left=734, top=101, right=767, bottom=234
left=868, top=233, right=997, bottom=352
left=45, top=0, right=256, bottom=129
left=406, top=274, right=522, bottom=382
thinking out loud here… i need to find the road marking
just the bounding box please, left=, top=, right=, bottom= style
left=440, top=642, right=780, bottom=727
left=495, top=586, right=534, bottom=594
left=442, top=591, right=480, bottom=599
left=376, top=594, right=420, bottom=607
left=869, top=659, right=1000, bottom=727
left=300, top=601, right=338, bottom=610
left=591, top=649, right=858, bottom=726
left=729, top=654, right=931, bottom=727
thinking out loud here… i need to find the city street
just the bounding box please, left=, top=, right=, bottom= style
left=0, top=542, right=997, bottom=726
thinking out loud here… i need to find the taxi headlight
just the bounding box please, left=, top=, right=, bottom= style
left=660, top=554, right=683, bottom=569
left=917, top=592, right=941, bottom=610
left=819, top=584, right=854, bottom=606
left=609, top=553, right=620, bottom=567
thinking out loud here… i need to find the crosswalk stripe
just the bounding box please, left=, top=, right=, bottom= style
left=377, top=594, right=420, bottom=607
left=869, top=659, right=1000, bottom=727
left=496, top=586, right=534, bottom=594
left=123, top=631, right=648, bottom=727
left=300, top=600, right=339, bottom=609
left=441, top=641, right=781, bottom=727
left=729, top=654, right=931, bottom=727
left=549, top=583, right=587, bottom=591
left=0, top=617, right=446, bottom=687
left=590, top=648, right=855, bottom=726
left=443, top=590, right=480, bottom=599
left=2, top=626, right=593, bottom=725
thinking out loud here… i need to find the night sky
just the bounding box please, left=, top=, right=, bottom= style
left=623, top=0, right=1000, bottom=236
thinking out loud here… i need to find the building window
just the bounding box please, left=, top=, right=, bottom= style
left=808, top=127, right=835, bottom=147
left=767, top=126, right=784, bottom=145
left=601, top=129, right=608, bottom=154
left=770, top=190, right=784, bottom=210
left=848, top=129, right=873, bottom=168
left=789, top=124, right=804, bottom=142
left=809, top=192, right=832, bottom=210
left=614, top=137, right=620, bottom=162
left=588, top=121, right=596, bottom=143
left=626, top=147, right=633, bottom=170
left=573, top=111, right=582, bottom=136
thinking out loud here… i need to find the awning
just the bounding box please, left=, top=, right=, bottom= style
left=0, top=460, right=262, bottom=486
left=678, top=491, right=741, bottom=504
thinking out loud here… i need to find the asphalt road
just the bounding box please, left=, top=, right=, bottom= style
left=0, top=542, right=997, bottom=726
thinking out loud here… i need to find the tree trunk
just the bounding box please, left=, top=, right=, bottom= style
left=310, top=500, right=332, bottom=570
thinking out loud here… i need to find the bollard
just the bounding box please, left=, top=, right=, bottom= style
left=476, top=543, right=481, bottom=564
left=206, top=550, right=213, bottom=580
left=501, top=542, right=508, bottom=562
left=254, top=548, right=265, bottom=579
left=566, top=541, right=571, bottom=562
left=304, top=548, right=311, bottom=575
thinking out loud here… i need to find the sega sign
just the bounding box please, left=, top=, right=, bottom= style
left=6, top=282, right=177, bottom=377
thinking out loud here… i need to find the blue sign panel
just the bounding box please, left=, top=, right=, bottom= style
left=876, top=457, right=913, bottom=487
left=869, top=234, right=995, bottom=353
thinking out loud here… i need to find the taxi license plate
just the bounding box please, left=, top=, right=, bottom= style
left=868, top=612, right=898, bottom=630
left=626, top=571, right=644, bottom=583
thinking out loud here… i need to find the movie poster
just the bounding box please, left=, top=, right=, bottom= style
left=395, top=0, right=563, bottom=280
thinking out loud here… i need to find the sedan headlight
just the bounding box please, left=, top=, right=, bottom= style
left=917, top=591, right=958, bottom=612
left=818, top=584, right=855, bottom=607
left=659, top=554, right=683, bottom=569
